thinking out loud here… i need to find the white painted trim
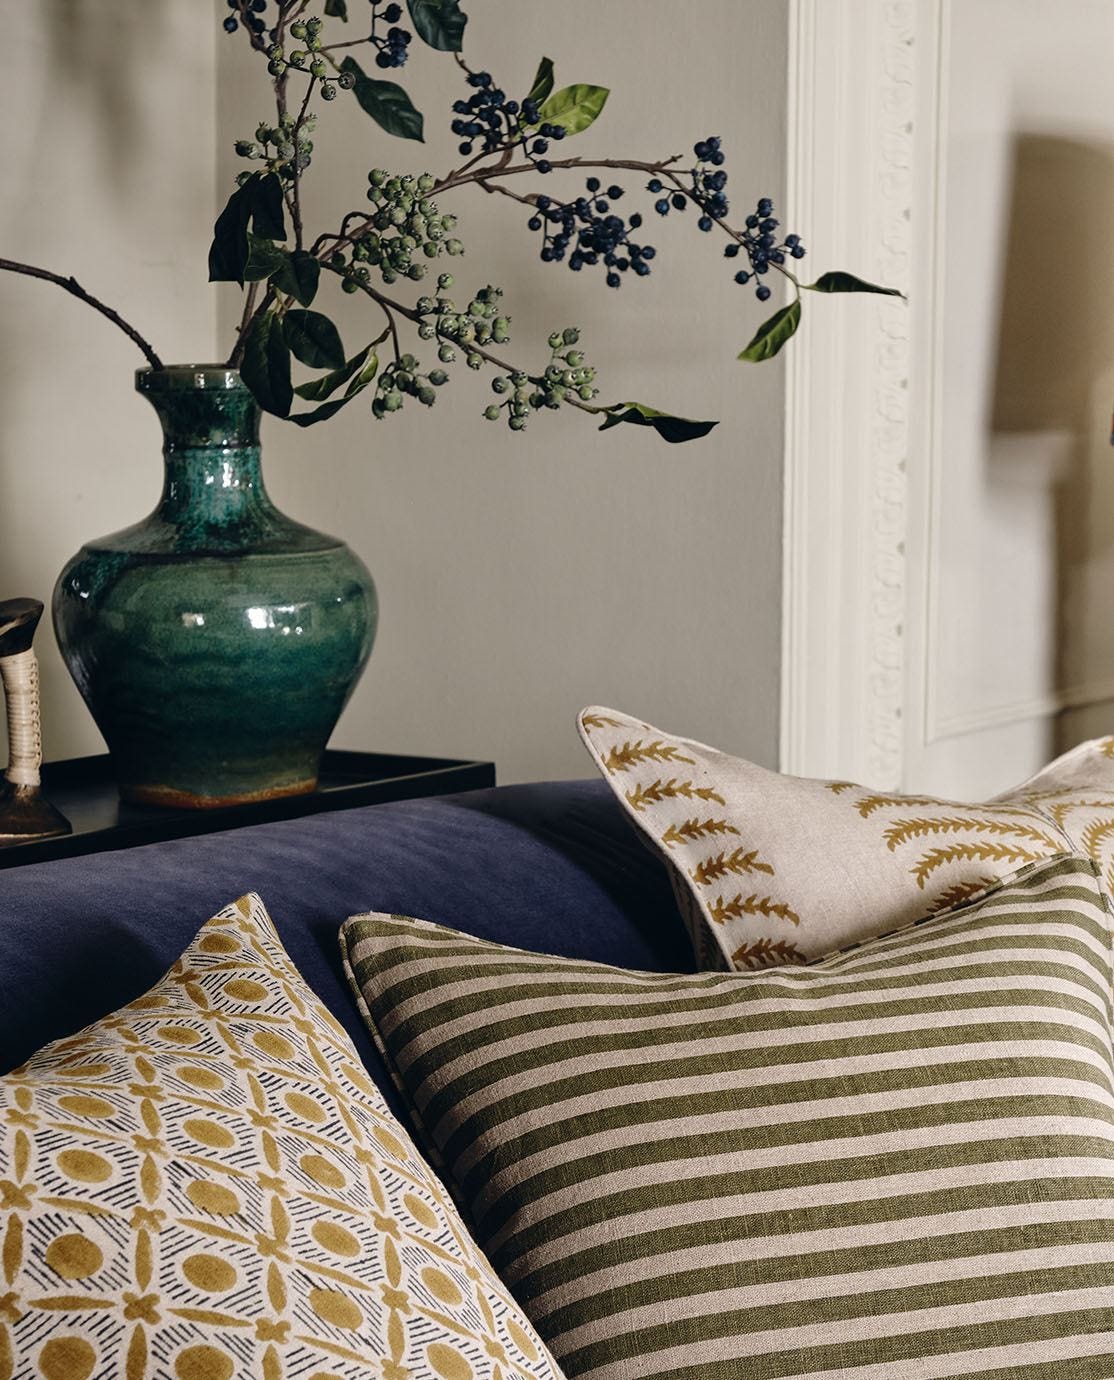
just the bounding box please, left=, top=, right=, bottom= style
left=910, top=0, right=953, bottom=760
left=780, top=0, right=915, bottom=789
left=782, top=0, right=1114, bottom=787
left=779, top=0, right=816, bottom=779
left=933, top=680, right=1114, bottom=741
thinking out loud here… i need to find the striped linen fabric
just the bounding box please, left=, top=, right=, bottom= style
left=341, top=854, right=1114, bottom=1380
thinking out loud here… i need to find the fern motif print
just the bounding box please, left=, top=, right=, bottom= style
left=578, top=708, right=1114, bottom=970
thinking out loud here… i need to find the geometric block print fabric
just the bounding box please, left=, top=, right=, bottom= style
left=342, top=855, right=1114, bottom=1380
left=579, top=704, right=1114, bottom=969
left=0, top=893, right=562, bottom=1380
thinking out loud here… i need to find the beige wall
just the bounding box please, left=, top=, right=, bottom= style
left=217, top=0, right=789, bottom=782
left=0, top=3, right=218, bottom=760
left=1, top=2, right=788, bottom=785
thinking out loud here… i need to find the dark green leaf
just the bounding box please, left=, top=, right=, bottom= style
left=272, top=249, right=320, bottom=307
left=598, top=402, right=718, bottom=444
left=534, top=83, right=609, bottom=136
left=243, top=234, right=286, bottom=283
left=244, top=172, right=286, bottom=241
left=324, top=0, right=348, bottom=17
left=804, top=270, right=903, bottom=297
left=737, top=299, right=801, bottom=362
left=208, top=174, right=288, bottom=285
left=283, top=309, right=346, bottom=370
left=290, top=346, right=379, bottom=425
left=525, top=56, right=555, bottom=108
left=294, top=343, right=375, bottom=401
left=208, top=183, right=252, bottom=284
left=241, top=309, right=293, bottom=418
left=341, top=57, right=424, bottom=142
left=406, top=0, right=466, bottom=51
left=209, top=173, right=287, bottom=285
left=288, top=397, right=351, bottom=427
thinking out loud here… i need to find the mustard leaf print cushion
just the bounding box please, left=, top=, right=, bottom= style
left=0, top=892, right=563, bottom=1380
left=578, top=705, right=1114, bottom=968
left=341, top=855, right=1114, bottom=1380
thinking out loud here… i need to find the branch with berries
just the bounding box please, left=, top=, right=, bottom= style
left=1, top=0, right=901, bottom=445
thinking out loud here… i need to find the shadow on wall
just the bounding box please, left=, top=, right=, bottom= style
left=40, top=0, right=171, bottom=197
left=0, top=3, right=174, bottom=761
left=989, top=133, right=1114, bottom=755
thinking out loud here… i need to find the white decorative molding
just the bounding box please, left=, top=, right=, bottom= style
left=779, top=0, right=819, bottom=781
left=783, top=0, right=1110, bottom=791
left=781, top=0, right=922, bottom=789
left=933, top=680, right=1114, bottom=741
left=865, top=0, right=916, bottom=786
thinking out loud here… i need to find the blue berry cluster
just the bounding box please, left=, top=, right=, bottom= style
left=527, top=178, right=655, bottom=288
left=649, top=136, right=729, bottom=229
left=223, top=0, right=267, bottom=37
left=691, top=138, right=729, bottom=228
left=451, top=71, right=567, bottom=171
left=370, top=2, right=411, bottom=69
left=725, top=197, right=805, bottom=302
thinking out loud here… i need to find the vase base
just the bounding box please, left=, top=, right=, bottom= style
left=120, top=777, right=318, bottom=810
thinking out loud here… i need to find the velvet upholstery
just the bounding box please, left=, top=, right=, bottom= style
left=0, top=779, right=688, bottom=1119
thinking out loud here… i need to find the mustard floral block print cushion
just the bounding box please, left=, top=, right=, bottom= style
left=0, top=893, right=562, bottom=1380
left=578, top=704, right=1114, bottom=969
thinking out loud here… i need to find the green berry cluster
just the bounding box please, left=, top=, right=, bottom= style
left=266, top=16, right=356, bottom=101
left=371, top=352, right=449, bottom=419
left=415, top=283, right=508, bottom=371
left=484, top=328, right=597, bottom=431
left=234, top=111, right=318, bottom=181
left=348, top=172, right=461, bottom=285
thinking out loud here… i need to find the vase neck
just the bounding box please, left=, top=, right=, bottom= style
left=157, top=446, right=273, bottom=526
left=137, top=365, right=276, bottom=529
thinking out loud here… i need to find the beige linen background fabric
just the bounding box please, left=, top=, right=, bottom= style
left=0, top=892, right=562, bottom=1380
left=579, top=705, right=1114, bottom=968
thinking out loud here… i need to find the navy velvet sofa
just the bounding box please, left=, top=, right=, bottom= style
left=0, top=779, right=693, bottom=1117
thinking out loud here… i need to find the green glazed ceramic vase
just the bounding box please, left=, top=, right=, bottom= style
left=52, top=366, right=377, bottom=807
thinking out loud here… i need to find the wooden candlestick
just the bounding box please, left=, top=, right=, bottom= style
left=0, top=598, right=71, bottom=845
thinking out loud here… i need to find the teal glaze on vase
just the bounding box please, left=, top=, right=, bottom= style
left=52, top=366, right=377, bottom=807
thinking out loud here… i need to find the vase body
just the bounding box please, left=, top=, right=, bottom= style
left=53, top=366, right=377, bottom=807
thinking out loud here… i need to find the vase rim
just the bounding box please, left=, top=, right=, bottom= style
left=136, top=365, right=246, bottom=394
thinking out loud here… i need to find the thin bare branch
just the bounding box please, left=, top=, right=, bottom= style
left=0, top=258, right=163, bottom=369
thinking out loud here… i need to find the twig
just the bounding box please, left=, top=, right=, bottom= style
left=234, top=281, right=261, bottom=355
left=228, top=285, right=276, bottom=370
left=320, top=37, right=375, bottom=54
left=291, top=75, right=316, bottom=252
left=0, top=258, right=163, bottom=369
left=378, top=298, right=403, bottom=366
left=433, top=153, right=685, bottom=197
left=321, top=266, right=600, bottom=415
left=476, top=178, right=534, bottom=207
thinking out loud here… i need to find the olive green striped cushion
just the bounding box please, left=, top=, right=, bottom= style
left=341, top=855, right=1114, bottom=1380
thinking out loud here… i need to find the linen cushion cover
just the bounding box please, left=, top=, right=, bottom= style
left=578, top=704, right=1114, bottom=968
left=343, top=854, right=1114, bottom=1380
left=0, top=892, right=562, bottom=1380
